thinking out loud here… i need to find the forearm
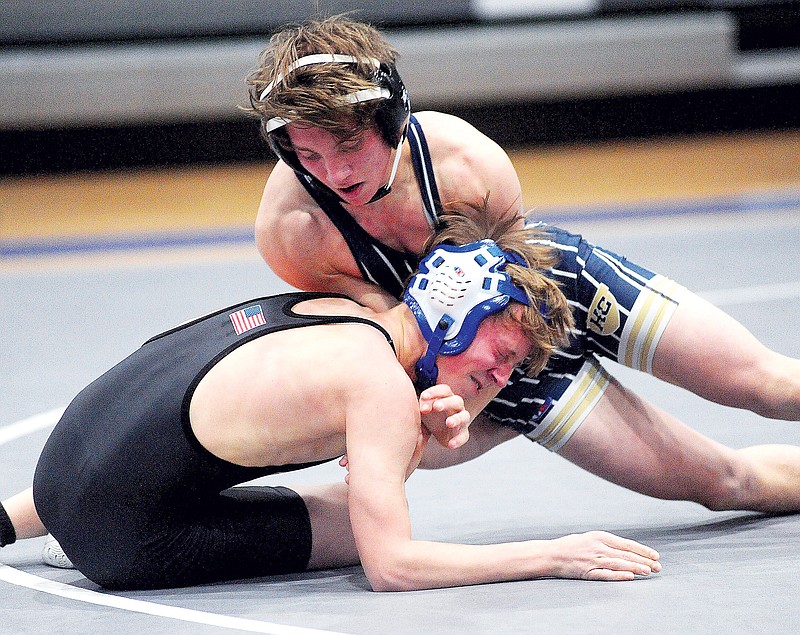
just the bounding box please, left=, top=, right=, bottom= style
left=419, top=414, right=518, bottom=469
left=365, top=531, right=660, bottom=592
left=367, top=539, right=556, bottom=591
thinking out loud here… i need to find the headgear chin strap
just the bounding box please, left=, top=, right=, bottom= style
left=403, top=240, right=530, bottom=390
left=260, top=54, right=411, bottom=204
left=364, top=132, right=404, bottom=203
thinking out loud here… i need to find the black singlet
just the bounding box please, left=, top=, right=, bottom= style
left=32, top=292, right=393, bottom=590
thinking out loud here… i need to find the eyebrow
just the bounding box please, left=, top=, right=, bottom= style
left=292, top=134, right=365, bottom=154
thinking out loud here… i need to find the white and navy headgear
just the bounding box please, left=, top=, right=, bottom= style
left=403, top=240, right=531, bottom=390
left=259, top=54, right=411, bottom=204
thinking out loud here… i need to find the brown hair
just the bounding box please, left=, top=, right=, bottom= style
left=244, top=16, right=399, bottom=141
left=425, top=201, right=574, bottom=376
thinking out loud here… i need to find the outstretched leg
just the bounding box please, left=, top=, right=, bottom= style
left=559, top=376, right=800, bottom=512
left=652, top=290, right=800, bottom=420
left=558, top=286, right=800, bottom=511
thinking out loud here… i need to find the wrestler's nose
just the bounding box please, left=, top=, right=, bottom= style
left=489, top=363, right=514, bottom=388
left=324, top=157, right=353, bottom=185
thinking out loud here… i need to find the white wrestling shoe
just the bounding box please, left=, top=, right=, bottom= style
left=42, top=536, right=75, bottom=569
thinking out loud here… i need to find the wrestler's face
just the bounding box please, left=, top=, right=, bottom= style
left=435, top=306, right=532, bottom=405
left=286, top=124, right=393, bottom=206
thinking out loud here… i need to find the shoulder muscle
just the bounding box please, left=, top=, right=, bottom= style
left=413, top=111, right=523, bottom=217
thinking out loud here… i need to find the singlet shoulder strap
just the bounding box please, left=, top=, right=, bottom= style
left=406, top=114, right=443, bottom=230
left=282, top=293, right=395, bottom=353
left=143, top=292, right=394, bottom=355
left=295, top=175, right=417, bottom=298
left=295, top=175, right=389, bottom=281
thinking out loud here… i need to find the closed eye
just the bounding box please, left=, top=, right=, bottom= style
left=495, top=350, right=511, bottom=366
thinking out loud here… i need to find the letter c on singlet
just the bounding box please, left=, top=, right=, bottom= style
left=587, top=283, right=620, bottom=336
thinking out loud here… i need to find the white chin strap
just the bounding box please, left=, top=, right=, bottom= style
left=367, top=130, right=405, bottom=203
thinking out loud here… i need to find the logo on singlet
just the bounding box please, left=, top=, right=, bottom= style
left=229, top=305, right=266, bottom=335
left=587, top=284, right=620, bottom=336
left=534, top=396, right=554, bottom=423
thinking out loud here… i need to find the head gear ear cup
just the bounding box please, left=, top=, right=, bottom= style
left=403, top=240, right=531, bottom=390
left=260, top=54, right=411, bottom=204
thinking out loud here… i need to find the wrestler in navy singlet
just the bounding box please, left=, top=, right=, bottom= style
left=33, top=293, right=394, bottom=590
left=297, top=115, right=685, bottom=451
left=297, top=114, right=441, bottom=298
left=487, top=222, right=684, bottom=450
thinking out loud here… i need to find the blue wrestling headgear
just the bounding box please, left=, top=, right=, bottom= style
left=403, top=240, right=531, bottom=390
left=260, top=54, right=411, bottom=204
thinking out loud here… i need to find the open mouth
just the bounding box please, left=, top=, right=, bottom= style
left=471, top=375, right=483, bottom=393
left=339, top=183, right=362, bottom=196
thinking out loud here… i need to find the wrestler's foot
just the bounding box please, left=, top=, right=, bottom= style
left=42, top=536, right=75, bottom=569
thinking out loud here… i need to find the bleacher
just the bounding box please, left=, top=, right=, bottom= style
left=2, top=0, right=798, bottom=173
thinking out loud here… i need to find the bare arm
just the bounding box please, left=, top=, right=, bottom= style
left=418, top=412, right=520, bottom=469
left=344, top=367, right=661, bottom=592
left=255, top=161, right=398, bottom=311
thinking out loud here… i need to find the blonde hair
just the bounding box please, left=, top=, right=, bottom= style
left=244, top=16, right=399, bottom=141
left=426, top=201, right=574, bottom=376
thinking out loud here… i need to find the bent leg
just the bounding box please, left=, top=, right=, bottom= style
left=296, top=482, right=360, bottom=570
left=653, top=290, right=800, bottom=420
left=1, top=488, right=47, bottom=542
left=559, top=376, right=800, bottom=512
left=21, top=483, right=357, bottom=589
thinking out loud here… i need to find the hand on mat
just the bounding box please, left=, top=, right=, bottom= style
left=419, top=384, right=470, bottom=450
left=550, top=531, right=662, bottom=581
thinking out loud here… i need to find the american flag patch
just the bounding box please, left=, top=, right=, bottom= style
left=229, top=305, right=266, bottom=335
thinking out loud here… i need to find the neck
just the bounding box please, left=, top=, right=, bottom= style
left=374, top=303, right=427, bottom=382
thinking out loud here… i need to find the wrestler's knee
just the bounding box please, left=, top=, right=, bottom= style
left=691, top=451, right=758, bottom=511
left=299, top=483, right=358, bottom=570
left=750, top=356, right=800, bottom=420
left=718, top=349, right=800, bottom=420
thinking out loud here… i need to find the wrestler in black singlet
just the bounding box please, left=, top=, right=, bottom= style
left=32, top=293, right=394, bottom=590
